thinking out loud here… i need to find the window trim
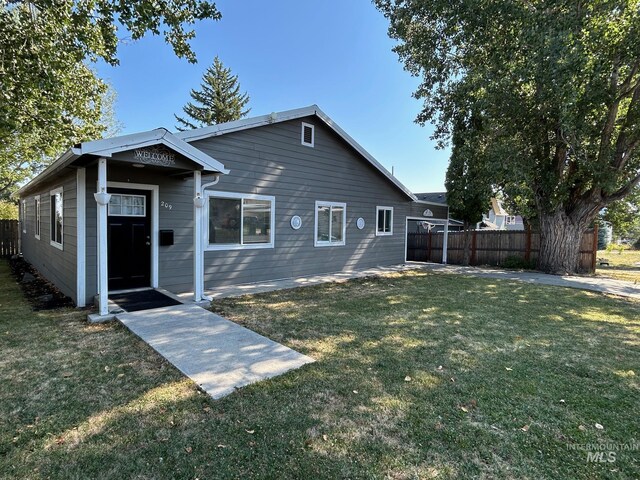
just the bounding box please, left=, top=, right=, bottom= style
left=376, top=206, right=394, bottom=236
left=314, top=201, right=347, bottom=247
left=301, top=122, right=315, bottom=147
left=34, top=195, right=41, bottom=240
left=205, top=191, right=275, bottom=251
left=21, top=200, right=26, bottom=233
left=50, top=187, right=63, bottom=251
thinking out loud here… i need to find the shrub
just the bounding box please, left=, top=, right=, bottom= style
left=0, top=201, right=18, bottom=220
left=502, top=255, right=536, bottom=270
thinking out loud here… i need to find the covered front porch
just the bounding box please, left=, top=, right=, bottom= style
left=73, top=128, right=228, bottom=319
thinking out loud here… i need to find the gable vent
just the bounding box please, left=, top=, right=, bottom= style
left=301, top=122, right=314, bottom=147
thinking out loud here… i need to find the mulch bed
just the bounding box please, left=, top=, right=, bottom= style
left=8, top=256, right=75, bottom=310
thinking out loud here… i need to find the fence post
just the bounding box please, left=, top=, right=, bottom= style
left=471, top=230, right=477, bottom=265
left=591, top=223, right=598, bottom=272
left=525, top=225, right=532, bottom=262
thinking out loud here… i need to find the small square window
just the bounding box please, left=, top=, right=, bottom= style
left=301, top=122, right=314, bottom=147
left=376, top=206, right=393, bottom=236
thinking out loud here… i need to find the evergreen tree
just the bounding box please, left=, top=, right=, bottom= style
left=175, top=57, right=250, bottom=130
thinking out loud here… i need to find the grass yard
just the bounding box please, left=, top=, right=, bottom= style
left=596, top=249, right=640, bottom=283
left=1, top=260, right=639, bottom=479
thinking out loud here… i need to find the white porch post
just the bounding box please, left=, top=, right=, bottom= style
left=193, top=170, right=203, bottom=302
left=94, top=158, right=110, bottom=315
left=442, top=217, right=449, bottom=264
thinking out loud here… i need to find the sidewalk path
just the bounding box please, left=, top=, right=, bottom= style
left=420, top=263, right=640, bottom=300
left=117, top=304, right=314, bottom=399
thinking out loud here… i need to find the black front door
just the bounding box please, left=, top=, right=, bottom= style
left=107, top=188, right=151, bottom=290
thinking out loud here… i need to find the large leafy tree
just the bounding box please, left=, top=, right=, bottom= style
left=376, top=0, right=640, bottom=273
left=175, top=56, right=250, bottom=130
left=1, top=0, right=221, bottom=197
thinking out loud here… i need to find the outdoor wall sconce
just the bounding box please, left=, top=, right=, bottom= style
left=94, top=188, right=111, bottom=206
left=193, top=193, right=206, bottom=208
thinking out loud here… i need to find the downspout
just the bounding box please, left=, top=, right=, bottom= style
left=195, top=174, right=221, bottom=301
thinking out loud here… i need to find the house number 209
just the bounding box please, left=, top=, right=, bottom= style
left=161, top=201, right=173, bottom=210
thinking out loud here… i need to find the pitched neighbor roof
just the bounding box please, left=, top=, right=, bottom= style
left=175, top=105, right=417, bottom=201
left=415, top=192, right=448, bottom=204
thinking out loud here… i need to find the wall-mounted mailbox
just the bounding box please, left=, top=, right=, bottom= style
left=159, top=230, right=174, bottom=246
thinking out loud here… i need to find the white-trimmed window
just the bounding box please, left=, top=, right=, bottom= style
left=505, top=215, right=517, bottom=225
left=108, top=193, right=146, bottom=217
left=50, top=187, right=63, bottom=250
left=34, top=195, right=41, bottom=239
left=206, top=192, right=275, bottom=250
left=301, top=122, right=315, bottom=147
left=21, top=200, right=26, bottom=233
left=376, top=206, right=393, bottom=236
left=315, top=201, right=346, bottom=247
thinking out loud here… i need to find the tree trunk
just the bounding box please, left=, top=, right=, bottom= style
left=538, top=210, right=592, bottom=274
left=462, top=221, right=472, bottom=266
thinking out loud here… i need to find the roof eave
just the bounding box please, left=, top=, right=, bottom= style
left=16, top=148, right=80, bottom=196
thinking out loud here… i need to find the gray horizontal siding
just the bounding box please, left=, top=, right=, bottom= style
left=190, top=117, right=433, bottom=291
left=20, top=170, right=78, bottom=302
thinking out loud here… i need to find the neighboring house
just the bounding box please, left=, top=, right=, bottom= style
left=17, top=105, right=449, bottom=315
left=477, top=198, right=524, bottom=231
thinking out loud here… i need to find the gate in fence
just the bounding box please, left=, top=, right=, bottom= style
left=0, top=220, right=20, bottom=257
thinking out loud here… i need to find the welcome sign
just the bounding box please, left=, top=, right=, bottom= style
left=133, top=146, right=177, bottom=167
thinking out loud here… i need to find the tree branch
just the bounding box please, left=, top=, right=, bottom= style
left=598, top=63, right=622, bottom=165
left=612, top=82, right=640, bottom=169
left=603, top=173, right=640, bottom=203
left=616, top=60, right=640, bottom=100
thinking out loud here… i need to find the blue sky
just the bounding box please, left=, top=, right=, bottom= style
left=96, top=0, right=450, bottom=193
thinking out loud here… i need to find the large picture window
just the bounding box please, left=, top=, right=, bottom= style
left=315, top=201, right=346, bottom=247
left=376, top=206, right=393, bottom=236
left=50, top=187, right=63, bottom=250
left=206, top=192, right=275, bottom=250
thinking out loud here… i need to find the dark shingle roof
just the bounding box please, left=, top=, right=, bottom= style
left=415, top=192, right=448, bottom=205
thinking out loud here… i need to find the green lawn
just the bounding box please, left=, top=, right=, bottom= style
left=596, top=249, right=640, bottom=283
left=1, top=260, right=639, bottom=479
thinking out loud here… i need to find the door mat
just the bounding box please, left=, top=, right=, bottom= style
left=109, top=290, right=181, bottom=312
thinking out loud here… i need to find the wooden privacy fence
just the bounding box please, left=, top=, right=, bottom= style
left=0, top=220, right=20, bottom=257
left=407, top=227, right=598, bottom=273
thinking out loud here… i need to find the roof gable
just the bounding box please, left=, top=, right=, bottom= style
left=18, top=128, right=228, bottom=195
left=174, top=105, right=417, bottom=201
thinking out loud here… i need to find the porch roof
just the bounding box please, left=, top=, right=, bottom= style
left=18, top=128, right=228, bottom=195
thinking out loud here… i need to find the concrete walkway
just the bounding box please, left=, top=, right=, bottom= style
left=420, top=263, right=640, bottom=300
left=116, top=303, right=314, bottom=399
left=196, top=264, right=427, bottom=300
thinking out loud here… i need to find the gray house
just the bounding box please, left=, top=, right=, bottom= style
left=17, top=105, right=449, bottom=315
